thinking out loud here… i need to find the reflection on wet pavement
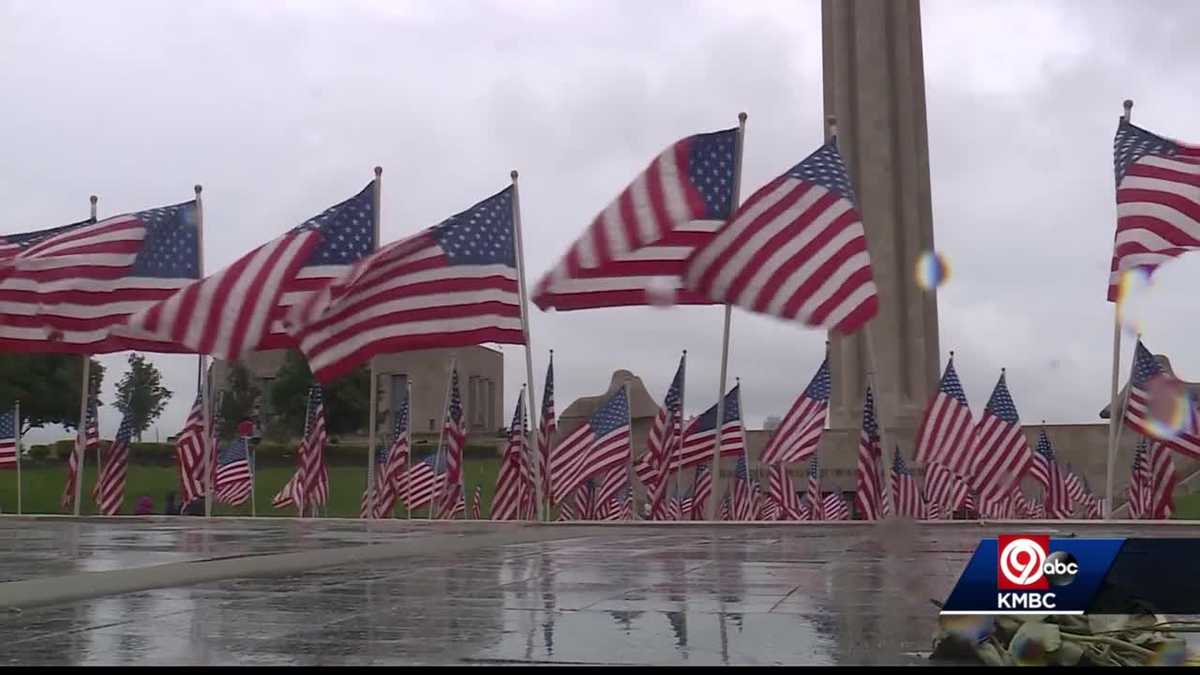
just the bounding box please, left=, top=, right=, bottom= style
left=1, top=518, right=1190, bottom=665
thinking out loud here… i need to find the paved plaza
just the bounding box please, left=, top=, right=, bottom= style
left=1, top=518, right=1195, bottom=665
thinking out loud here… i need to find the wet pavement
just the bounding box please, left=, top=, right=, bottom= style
left=2, top=518, right=1197, bottom=665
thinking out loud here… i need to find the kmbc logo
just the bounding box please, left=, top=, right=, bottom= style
left=997, top=535, right=1078, bottom=590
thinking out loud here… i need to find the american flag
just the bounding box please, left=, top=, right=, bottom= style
left=1029, top=430, right=1054, bottom=490
left=691, top=463, right=712, bottom=520
left=0, top=408, right=15, bottom=469
left=890, top=447, right=924, bottom=519
left=174, top=394, right=207, bottom=505
left=471, top=485, right=483, bottom=520
left=215, top=437, right=252, bottom=506
left=971, top=371, right=1032, bottom=502
left=731, top=454, right=754, bottom=520
left=1127, top=438, right=1149, bottom=518
left=636, top=385, right=743, bottom=484
left=759, top=485, right=780, bottom=521
left=797, top=499, right=812, bottom=521
left=1107, top=118, right=1200, bottom=301
left=926, top=501, right=943, bottom=520
left=719, top=493, right=732, bottom=521
left=853, top=387, right=883, bottom=520
left=595, top=466, right=628, bottom=517
left=1063, top=465, right=1087, bottom=504
left=557, top=493, right=579, bottom=521
left=1037, top=433, right=1073, bottom=519
left=1086, top=495, right=1104, bottom=520
left=571, top=479, right=598, bottom=520
left=668, top=486, right=687, bottom=520
left=549, top=385, right=631, bottom=503
left=401, top=452, right=447, bottom=510
left=272, top=385, right=328, bottom=514
left=434, top=368, right=467, bottom=519
left=288, top=187, right=524, bottom=383
left=1123, top=340, right=1200, bottom=459
left=914, top=357, right=976, bottom=473
left=923, top=463, right=969, bottom=518
left=805, top=455, right=822, bottom=521
left=492, top=394, right=528, bottom=520
left=822, top=492, right=850, bottom=521
left=0, top=204, right=201, bottom=354
left=645, top=353, right=685, bottom=520
left=359, top=444, right=390, bottom=518
left=65, top=397, right=100, bottom=510
left=538, top=353, right=557, bottom=511
left=95, top=411, right=133, bottom=515
left=684, top=139, right=878, bottom=334
left=1144, top=439, right=1178, bottom=520
left=760, top=356, right=830, bottom=465
left=767, top=463, right=803, bottom=520
left=372, top=395, right=411, bottom=519
left=534, top=128, right=739, bottom=311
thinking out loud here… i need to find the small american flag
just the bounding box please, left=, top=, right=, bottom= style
left=684, top=139, right=878, bottom=334
left=923, top=463, right=969, bottom=518
left=65, top=397, right=99, bottom=510
left=759, top=485, right=780, bottom=521
left=1063, top=465, right=1087, bottom=504
left=1086, top=495, right=1104, bottom=520
left=760, top=356, right=830, bottom=465
left=853, top=387, right=883, bottom=520
left=359, top=444, right=390, bottom=518
left=719, top=493, right=731, bottom=521
left=1123, top=340, right=1200, bottom=459
left=1037, top=433, right=1074, bottom=519
left=373, top=395, right=411, bottom=518
left=731, top=454, right=754, bottom=521
left=401, top=452, right=447, bottom=510
left=645, top=354, right=685, bottom=520
left=214, top=437, right=252, bottom=506
left=890, top=447, right=923, bottom=519
left=549, top=386, right=630, bottom=504
left=492, top=395, right=528, bottom=520
left=0, top=204, right=201, bottom=354
left=1029, top=430, right=1054, bottom=490
left=435, top=368, right=467, bottom=520
left=690, top=463, right=712, bottom=520
left=915, top=357, right=976, bottom=473
left=805, top=455, right=822, bottom=521
left=96, top=411, right=133, bottom=515
left=1144, top=439, right=1178, bottom=520
left=636, top=385, right=743, bottom=482
left=538, top=354, right=557, bottom=510
left=0, top=408, right=15, bottom=469
left=971, top=371, right=1032, bottom=502
left=767, top=463, right=803, bottom=520
left=471, top=485, right=483, bottom=520
left=595, top=466, right=628, bottom=517
left=272, top=385, right=328, bottom=515
left=534, top=128, right=739, bottom=311
left=288, top=187, right=524, bottom=383
left=174, top=394, right=207, bottom=505
left=1127, top=437, right=1149, bottom=518
left=1107, top=118, right=1200, bottom=301
left=822, top=492, right=850, bottom=521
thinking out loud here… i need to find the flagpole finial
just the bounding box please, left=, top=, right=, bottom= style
left=374, top=166, right=382, bottom=177
left=825, top=115, right=838, bottom=139
left=738, top=111, right=747, bottom=124
left=89, top=195, right=97, bottom=205
left=949, top=350, right=955, bottom=360
left=510, top=169, right=519, bottom=181
left=194, top=184, right=202, bottom=196
left=1001, top=366, right=1006, bottom=373
left=682, top=348, right=687, bottom=355
left=1123, top=99, right=1134, bottom=121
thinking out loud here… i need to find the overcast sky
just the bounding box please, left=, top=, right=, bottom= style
left=4, top=0, right=1200, bottom=443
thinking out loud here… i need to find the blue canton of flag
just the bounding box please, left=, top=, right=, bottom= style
left=1114, top=120, right=1182, bottom=186
left=664, top=361, right=684, bottom=415
left=939, top=361, right=970, bottom=405
left=804, top=358, right=833, bottom=402
left=808, top=454, right=820, bottom=479
left=219, top=437, right=249, bottom=466
left=114, top=413, right=134, bottom=445
left=983, top=373, right=1020, bottom=423
left=1130, top=341, right=1162, bottom=387
left=0, top=410, right=16, bottom=467
left=893, top=449, right=912, bottom=475
left=735, top=454, right=748, bottom=480
left=785, top=141, right=858, bottom=205
left=393, top=396, right=409, bottom=438
left=130, top=202, right=201, bottom=278
left=590, top=387, right=630, bottom=439
left=686, top=129, right=738, bottom=219
left=296, top=183, right=376, bottom=266
left=430, top=187, right=516, bottom=267
left=0, top=218, right=94, bottom=256
left=862, top=386, right=880, bottom=441
left=1036, top=430, right=1055, bottom=461
left=693, top=385, right=742, bottom=431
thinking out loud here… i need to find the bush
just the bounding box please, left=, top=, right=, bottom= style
left=26, top=444, right=50, bottom=462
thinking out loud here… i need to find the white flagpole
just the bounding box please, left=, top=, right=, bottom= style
left=192, top=184, right=214, bottom=519
left=73, top=356, right=90, bottom=516
left=406, top=378, right=413, bottom=520
left=429, top=358, right=456, bottom=519
left=706, top=112, right=747, bottom=521
left=87, top=196, right=103, bottom=510
left=15, top=400, right=21, bottom=515
left=671, top=350, right=687, bottom=519
left=1105, top=99, right=1134, bottom=519
left=510, top=170, right=544, bottom=522
left=736, top=378, right=750, bottom=519
left=365, top=167, right=383, bottom=521
left=250, top=440, right=257, bottom=518
left=625, top=381, right=634, bottom=520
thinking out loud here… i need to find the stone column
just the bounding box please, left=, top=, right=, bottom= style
left=822, top=0, right=940, bottom=441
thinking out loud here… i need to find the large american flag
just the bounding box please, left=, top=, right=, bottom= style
left=684, top=140, right=878, bottom=334
left=492, top=394, right=528, bottom=521
left=1122, top=340, right=1200, bottom=459
left=0, top=409, right=15, bottom=469
left=214, top=437, right=252, bottom=506
left=435, top=368, right=467, bottom=520
left=636, top=385, right=744, bottom=484
left=272, top=385, right=328, bottom=515
left=1107, top=119, right=1200, bottom=301
left=645, top=354, right=685, bottom=520
left=95, top=411, right=133, bottom=515
left=691, top=463, right=713, bottom=521
left=174, top=394, right=207, bottom=505
left=122, top=184, right=376, bottom=359
left=971, top=371, right=1032, bottom=502
left=731, top=454, right=754, bottom=521
left=538, top=353, right=556, bottom=509
left=853, top=387, right=883, bottom=521
left=534, top=128, right=739, bottom=311
left=760, top=356, right=830, bottom=465
left=804, top=455, right=822, bottom=521
left=0, top=204, right=201, bottom=354
left=924, top=462, right=969, bottom=518
left=288, top=187, right=524, bottom=383
left=914, top=357, right=976, bottom=472
left=890, top=448, right=924, bottom=519
left=767, top=463, right=803, bottom=521
left=550, top=386, right=630, bottom=503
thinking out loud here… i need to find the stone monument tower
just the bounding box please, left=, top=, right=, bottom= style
left=822, top=0, right=941, bottom=441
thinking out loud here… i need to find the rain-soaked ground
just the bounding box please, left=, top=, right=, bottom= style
left=1, top=518, right=1196, bottom=666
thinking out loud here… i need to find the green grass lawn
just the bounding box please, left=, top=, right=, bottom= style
left=1170, top=492, right=1200, bottom=520
left=0, top=459, right=502, bottom=518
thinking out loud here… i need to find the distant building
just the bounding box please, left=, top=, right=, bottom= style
left=763, top=416, right=782, bottom=431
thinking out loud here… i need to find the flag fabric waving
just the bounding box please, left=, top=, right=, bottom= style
left=534, top=128, right=740, bottom=311
left=645, top=354, right=685, bottom=519
left=272, top=386, right=329, bottom=514
left=174, top=394, right=207, bottom=506
left=1107, top=118, right=1200, bottom=301
left=538, top=354, right=557, bottom=511
left=215, top=437, right=252, bottom=506
left=550, top=386, right=631, bottom=503
left=1030, top=430, right=1054, bottom=490
left=64, top=396, right=100, bottom=511
left=759, top=356, right=830, bottom=465
left=924, top=463, right=969, bottom=518
left=971, top=371, right=1033, bottom=502
left=435, top=368, right=468, bottom=519
left=804, top=455, right=822, bottom=521
left=595, top=466, right=628, bottom=517
left=492, top=395, right=528, bottom=521
left=684, top=139, right=879, bottom=334
left=0, top=409, right=15, bottom=469
left=691, top=463, right=713, bottom=520
left=0, top=204, right=201, bottom=354
left=95, top=411, right=133, bottom=515
left=914, top=356, right=976, bottom=472
left=1144, top=440, right=1178, bottom=520
left=1122, top=340, right=1200, bottom=459
left=1037, top=433, right=1074, bottom=519
left=373, top=395, right=411, bottom=519
left=287, top=186, right=524, bottom=382
left=767, top=463, right=803, bottom=521
left=854, top=387, right=883, bottom=520
left=636, top=385, right=744, bottom=484
left=401, top=453, right=447, bottom=511
left=731, top=454, right=754, bottom=520
left=822, top=492, right=850, bottom=521
left=890, top=447, right=924, bottom=519
left=471, top=485, right=483, bottom=520
left=359, top=445, right=390, bottom=518
left=1127, top=438, right=1149, bottom=519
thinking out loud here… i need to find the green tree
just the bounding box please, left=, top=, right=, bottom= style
left=218, top=361, right=261, bottom=441
left=0, top=354, right=104, bottom=433
left=114, top=353, right=172, bottom=441
left=268, top=350, right=369, bottom=441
